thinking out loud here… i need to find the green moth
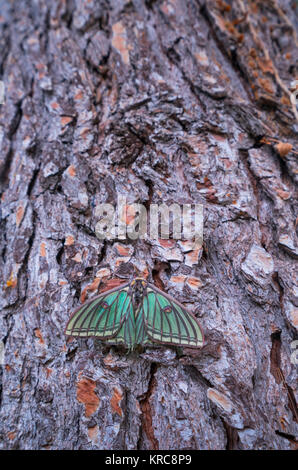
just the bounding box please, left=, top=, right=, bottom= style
left=65, top=277, right=204, bottom=350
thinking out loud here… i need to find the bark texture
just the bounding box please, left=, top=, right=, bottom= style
left=0, top=0, right=297, bottom=450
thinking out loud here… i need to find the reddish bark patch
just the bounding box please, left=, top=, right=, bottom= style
left=207, top=389, right=232, bottom=412
left=125, top=205, right=136, bottom=225
left=186, top=276, right=202, bottom=289
left=114, top=244, right=132, bottom=256
left=212, top=133, right=226, bottom=142
left=275, top=142, right=293, bottom=158
left=76, top=377, right=100, bottom=417
left=116, top=257, right=131, bottom=267
left=80, top=277, right=101, bottom=303
left=40, top=242, right=46, bottom=258
left=103, top=353, right=119, bottom=371
left=50, top=102, right=59, bottom=110
left=72, top=252, right=82, bottom=263
left=34, top=328, right=44, bottom=345
left=184, top=248, right=201, bottom=266
left=276, top=189, right=291, bottom=201
left=65, top=235, right=74, bottom=246
left=158, top=239, right=175, bottom=248
left=112, top=22, right=130, bottom=65
left=88, top=425, right=99, bottom=442
left=100, top=279, right=127, bottom=293
left=110, top=387, right=123, bottom=417
left=6, top=273, right=17, bottom=289
left=170, top=275, right=186, bottom=285
left=67, top=165, right=76, bottom=177
left=95, top=268, right=111, bottom=278
left=80, top=127, right=89, bottom=139
left=7, top=431, right=16, bottom=440
left=140, top=267, right=149, bottom=279
left=45, top=368, right=52, bottom=378
left=61, top=116, right=73, bottom=126
left=16, top=205, right=25, bottom=226
left=74, top=90, right=83, bottom=100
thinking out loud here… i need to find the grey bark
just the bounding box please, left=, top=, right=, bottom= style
left=0, top=0, right=297, bottom=450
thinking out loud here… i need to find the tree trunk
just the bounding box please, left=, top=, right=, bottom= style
left=0, top=0, right=297, bottom=450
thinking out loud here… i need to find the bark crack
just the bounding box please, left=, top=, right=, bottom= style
left=270, top=331, right=298, bottom=424
left=137, top=362, right=159, bottom=450
left=221, top=418, right=240, bottom=450
left=0, top=100, right=23, bottom=190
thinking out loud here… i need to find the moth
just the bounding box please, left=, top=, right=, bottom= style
left=65, top=277, right=204, bottom=350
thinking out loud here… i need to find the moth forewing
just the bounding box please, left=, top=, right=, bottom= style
left=65, top=282, right=131, bottom=338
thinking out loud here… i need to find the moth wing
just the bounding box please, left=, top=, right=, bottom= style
left=101, top=307, right=137, bottom=348
left=142, top=285, right=204, bottom=348
left=65, top=283, right=132, bottom=338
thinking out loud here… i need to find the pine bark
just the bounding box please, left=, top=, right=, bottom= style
left=0, top=0, right=297, bottom=450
